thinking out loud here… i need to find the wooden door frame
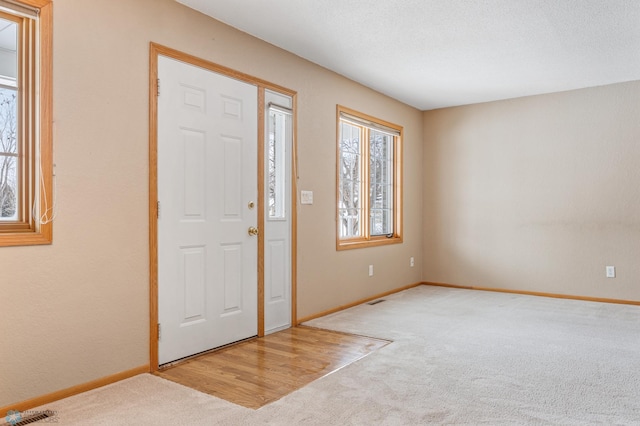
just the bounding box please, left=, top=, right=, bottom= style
left=148, top=43, right=298, bottom=371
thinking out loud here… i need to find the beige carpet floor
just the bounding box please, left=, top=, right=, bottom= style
left=27, top=285, right=640, bottom=425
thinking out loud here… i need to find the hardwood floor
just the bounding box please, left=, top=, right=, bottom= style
left=155, top=326, right=391, bottom=409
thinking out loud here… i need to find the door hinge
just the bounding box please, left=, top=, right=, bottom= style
left=157, top=78, right=160, bottom=96
left=158, top=323, right=161, bottom=340
left=157, top=201, right=160, bottom=219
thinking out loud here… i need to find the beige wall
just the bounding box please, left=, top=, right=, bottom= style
left=0, top=0, right=423, bottom=406
left=13, top=0, right=636, bottom=409
left=423, top=81, right=640, bottom=300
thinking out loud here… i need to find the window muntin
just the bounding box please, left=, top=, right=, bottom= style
left=337, top=106, right=402, bottom=249
left=0, top=1, right=53, bottom=247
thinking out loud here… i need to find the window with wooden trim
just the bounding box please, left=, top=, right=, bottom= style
left=0, top=0, right=53, bottom=247
left=336, top=106, right=402, bottom=250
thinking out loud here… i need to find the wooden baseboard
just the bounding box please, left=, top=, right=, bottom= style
left=296, top=282, right=424, bottom=324
left=0, top=365, right=149, bottom=414
left=423, top=281, right=640, bottom=306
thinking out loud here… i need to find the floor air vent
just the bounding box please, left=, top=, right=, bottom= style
left=367, top=299, right=386, bottom=305
left=4, top=411, right=53, bottom=426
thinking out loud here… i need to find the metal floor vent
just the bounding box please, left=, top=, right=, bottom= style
left=367, top=299, right=386, bottom=305
left=4, top=411, right=53, bottom=426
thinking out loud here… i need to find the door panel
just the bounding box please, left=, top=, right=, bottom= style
left=158, top=56, right=258, bottom=364
left=267, top=239, right=286, bottom=301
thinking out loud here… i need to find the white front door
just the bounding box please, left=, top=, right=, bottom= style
left=157, top=55, right=258, bottom=365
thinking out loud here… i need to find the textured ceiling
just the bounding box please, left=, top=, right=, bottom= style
left=177, top=0, right=640, bottom=110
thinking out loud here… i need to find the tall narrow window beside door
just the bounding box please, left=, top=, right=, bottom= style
left=0, top=0, right=53, bottom=247
left=267, top=104, right=291, bottom=220
left=336, top=106, right=402, bottom=250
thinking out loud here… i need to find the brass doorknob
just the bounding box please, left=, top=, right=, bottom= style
left=248, top=226, right=259, bottom=236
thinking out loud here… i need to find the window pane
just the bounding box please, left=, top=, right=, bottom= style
left=339, top=122, right=362, bottom=238
left=0, top=17, right=18, bottom=87
left=369, top=131, right=393, bottom=235
left=268, top=109, right=288, bottom=219
left=0, top=86, right=18, bottom=220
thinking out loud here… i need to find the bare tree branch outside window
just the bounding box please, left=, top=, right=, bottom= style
left=338, top=122, right=362, bottom=238
left=369, top=130, right=393, bottom=236
left=0, top=88, right=18, bottom=219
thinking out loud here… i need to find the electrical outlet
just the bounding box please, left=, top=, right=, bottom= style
left=410, top=257, right=415, bottom=267
left=606, top=266, right=616, bottom=278
left=368, top=265, right=374, bottom=276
